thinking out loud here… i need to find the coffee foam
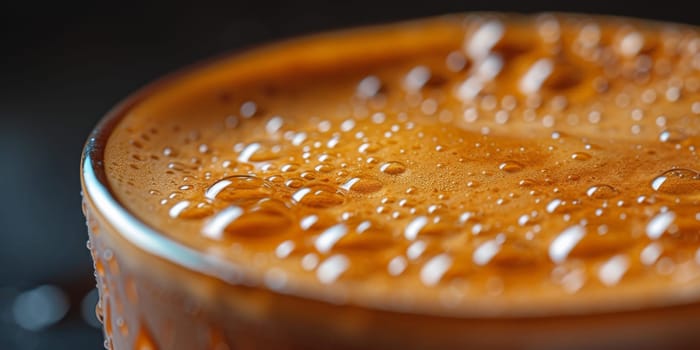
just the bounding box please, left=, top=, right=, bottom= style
left=104, top=14, right=700, bottom=315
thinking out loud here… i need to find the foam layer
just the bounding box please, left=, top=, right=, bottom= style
left=104, top=14, right=700, bottom=316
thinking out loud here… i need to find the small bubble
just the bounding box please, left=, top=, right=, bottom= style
left=203, top=202, right=292, bottom=240
left=420, top=254, right=452, bottom=287
left=276, top=240, right=295, bottom=259
left=357, top=75, right=382, bottom=98
left=446, top=51, right=467, bottom=72
left=387, top=256, right=408, bottom=276
left=619, top=31, right=644, bottom=57
left=265, top=116, right=284, bottom=134
left=646, top=211, right=676, bottom=240
left=316, top=254, right=350, bottom=284
left=205, top=175, right=272, bottom=203
left=285, top=178, right=304, bottom=189
left=340, top=177, right=383, bottom=193
left=162, top=147, right=176, bottom=157
left=237, top=142, right=280, bottom=162
left=301, top=253, right=319, bottom=270
left=498, top=161, right=524, bottom=173
left=586, top=185, right=618, bottom=199
left=571, top=152, right=592, bottom=161
left=240, top=101, right=257, bottom=118
left=403, top=65, right=431, bottom=91
left=651, top=168, right=700, bottom=195
left=379, top=161, right=407, bottom=175
left=549, top=225, right=586, bottom=264
left=314, top=164, right=334, bottom=173
left=658, top=129, right=687, bottom=143
left=292, top=185, right=345, bottom=208
left=225, top=115, right=240, bottom=128
left=598, top=255, right=629, bottom=286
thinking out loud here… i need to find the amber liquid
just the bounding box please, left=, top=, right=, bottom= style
left=84, top=14, right=700, bottom=349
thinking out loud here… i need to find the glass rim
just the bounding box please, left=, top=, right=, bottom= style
left=80, top=13, right=700, bottom=321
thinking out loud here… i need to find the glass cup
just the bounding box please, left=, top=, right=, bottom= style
left=81, top=14, right=700, bottom=350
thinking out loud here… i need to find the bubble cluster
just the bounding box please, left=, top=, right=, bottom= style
left=105, top=14, right=700, bottom=307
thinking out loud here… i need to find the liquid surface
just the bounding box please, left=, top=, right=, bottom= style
left=104, top=14, right=700, bottom=316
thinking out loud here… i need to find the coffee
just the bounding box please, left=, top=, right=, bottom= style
left=83, top=14, right=700, bottom=349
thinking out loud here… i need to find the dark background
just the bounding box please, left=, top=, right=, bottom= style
left=1, top=1, right=699, bottom=348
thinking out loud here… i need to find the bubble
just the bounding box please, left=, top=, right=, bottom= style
left=650, top=168, right=700, bottom=195
left=299, top=215, right=319, bottom=231
left=546, top=199, right=563, bottom=213
left=315, top=224, right=349, bottom=254
left=315, top=164, right=334, bottom=173
left=205, top=175, right=272, bottom=203
left=275, top=240, right=295, bottom=259
left=446, top=51, right=467, bottom=72
left=177, top=202, right=214, bottom=219
left=549, top=225, right=586, bottom=264
left=264, top=268, right=288, bottom=291
left=285, top=178, right=304, bottom=189
left=640, top=242, right=663, bottom=266
left=387, top=256, right=408, bottom=276
left=646, top=211, right=676, bottom=240
left=167, top=161, right=191, bottom=172
left=571, top=152, right=592, bottom=161
left=586, top=185, right=618, bottom=199
left=658, top=129, right=687, bottom=143
left=598, top=255, right=629, bottom=287
left=357, top=75, right=382, bottom=98
left=420, top=254, right=452, bottom=287
left=316, top=255, right=350, bottom=284
left=472, top=238, right=503, bottom=266
left=265, top=116, right=284, bottom=134
left=379, top=161, right=406, bottom=175
left=519, top=58, right=553, bottom=94
left=301, top=253, right=319, bottom=271
left=237, top=142, right=280, bottom=162
left=578, top=23, right=601, bottom=48
left=358, top=142, right=380, bottom=153
left=466, top=20, right=504, bottom=60
left=202, top=201, right=293, bottom=240
left=292, top=185, right=345, bottom=208
left=403, top=65, right=431, bottom=91
left=498, top=161, right=524, bottom=173
left=240, top=101, right=257, bottom=118
left=404, top=216, right=428, bottom=240
left=168, top=200, right=191, bottom=218
left=340, top=177, right=383, bottom=193
left=225, top=115, right=240, bottom=128
left=619, top=32, right=644, bottom=57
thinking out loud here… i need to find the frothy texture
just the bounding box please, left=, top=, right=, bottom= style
left=104, top=14, right=700, bottom=316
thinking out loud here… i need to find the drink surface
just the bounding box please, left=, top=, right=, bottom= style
left=104, top=14, right=700, bottom=316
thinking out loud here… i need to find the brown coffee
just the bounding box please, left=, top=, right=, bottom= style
left=83, top=13, right=700, bottom=349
